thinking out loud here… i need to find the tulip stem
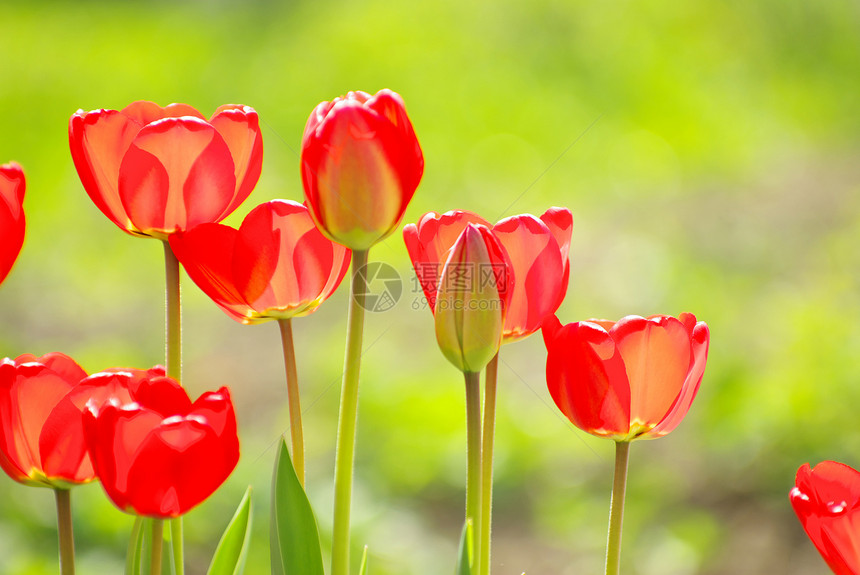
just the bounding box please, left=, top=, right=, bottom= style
left=332, top=249, right=369, bottom=575
left=605, top=441, right=631, bottom=575
left=278, top=318, right=305, bottom=486
left=464, top=370, right=483, bottom=575
left=479, top=353, right=499, bottom=575
left=163, top=241, right=182, bottom=381
left=163, top=240, right=184, bottom=575
left=151, top=519, right=164, bottom=575
left=55, top=489, right=75, bottom=575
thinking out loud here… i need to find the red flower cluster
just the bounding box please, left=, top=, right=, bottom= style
left=0, top=353, right=238, bottom=518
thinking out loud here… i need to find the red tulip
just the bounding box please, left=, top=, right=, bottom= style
left=84, top=374, right=239, bottom=518
left=170, top=200, right=350, bottom=324
left=69, top=101, right=263, bottom=239
left=791, top=461, right=860, bottom=575
left=0, top=353, right=90, bottom=487
left=301, top=90, right=423, bottom=250
left=0, top=162, right=25, bottom=285
left=434, top=224, right=512, bottom=373
left=541, top=313, right=709, bottom=441
left=404, top=208, right=571, bottom=341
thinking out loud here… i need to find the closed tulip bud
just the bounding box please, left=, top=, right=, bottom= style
left=434, top=224, right=512, bottom=373
left=301, top=90, right=423, bottom=250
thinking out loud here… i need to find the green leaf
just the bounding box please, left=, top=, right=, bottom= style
left=207, top=486, right=253, bottom=575
left=456, top=519, right=473, bottom=575
left=270, top=436, right=325, bottom=575
left=358, top=546, right=368, bottom=575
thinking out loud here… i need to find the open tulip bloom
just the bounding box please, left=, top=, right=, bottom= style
left=69, top=101, right=262, bottom=240
left=791, top=461, right=860, bottom=575
left=170, top=200, right=350, bottom=324
left=542, top=313, right=709, bottom=575
left=0, top=162, right=25, bottom=286
left=84, top=373, right=239, bottom=518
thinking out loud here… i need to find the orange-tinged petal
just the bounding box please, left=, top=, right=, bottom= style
left=611, top=315, right=692, bottom=435
left=69, top=109, right=143, bottom=232
left=120, top=101, right=206, bottom=125
left=119, top=117, right=236, bottom=237
left=208, top=105, right=263, bottom=218
left=650, top=317, right=709, bottom=437
left=403, top=210, right=490, bottom=312
left=493, top=214, right=565, bottom=342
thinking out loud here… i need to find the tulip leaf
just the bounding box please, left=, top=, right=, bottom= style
left=270, top=436, right=325, bottom=575
left=207, top=486, right=253, bottom=575
left=358, top=545, right=368, bottom=575
left=456, top=519, right=474, bottom=575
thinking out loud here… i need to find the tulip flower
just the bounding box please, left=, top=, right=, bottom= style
left=0, top=352, right=91, bottom=487
left=542, top=313, right=709, bottom=575
left=170, top=200, right=350, bottom=324
left=542, top=313, right=709, bottom=441
left=84, top=374, right=239, bottom=518
left=404, top=207, right=571, bottom=342
left=301, top=89, right=423, bottom=250
left=0, top=162, right=25, bottom=285
left=791, top=461, right=860, bottom=575
left=434, top=223, right=511, bottom=374
left=69, top=101, right=262, bottom=240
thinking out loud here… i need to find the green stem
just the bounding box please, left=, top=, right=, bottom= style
left=163, top=241, right=184, bottom=575
left=464, top=370, right=482, bottom=575
left=55, top=489, right=75, bottom=575
left=126, top=516, right=145, bottom=574
left=331, top=249, right=369, bottom=575
left=479, top=353, right=498, bottom=575
left=605, top=441, right=631, bottom=575
left=279, top=318, right=305, bottom=486
left=150, top=519, right=164, bottom=575
left=163, top=241, right=181, bottom=381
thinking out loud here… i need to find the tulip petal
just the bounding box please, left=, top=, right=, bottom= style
left=540, top=207, right=573, bottom=312
left=69, top=109, right=143, bottom=232
left=209, top=106, right=263, bottom=218
left=170, top=224, right=251, bottom=323
left=611, top=315, right=692, bottom=435
left=119, top=117, right=236, bottom=237
left=493, top=214, right=564, bottom=341
left=650, top=317, right=710, bottom=437
left=404, top=211, right=491, bottom=312
left=544, top=321, right=631, bottom=438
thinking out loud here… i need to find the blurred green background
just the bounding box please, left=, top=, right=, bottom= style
left=1, top=0, right=859, bottom=573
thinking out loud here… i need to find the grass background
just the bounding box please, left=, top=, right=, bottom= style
left=1, top=0, right=859, bottom=573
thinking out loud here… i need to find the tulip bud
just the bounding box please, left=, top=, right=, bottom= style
left=434, top=224, right=511, bottom=373
left=301, top=90, right=423, bottom=250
